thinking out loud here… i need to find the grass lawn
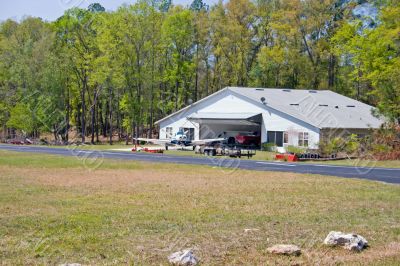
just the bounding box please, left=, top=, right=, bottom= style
left=0, top=151, right=399, bottom=265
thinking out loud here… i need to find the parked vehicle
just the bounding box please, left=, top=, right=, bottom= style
left=7, top=138, right=33, bottom=145
left=201, top=143, right=256, bottom=158
left=235, top=132, right=261, bottom=146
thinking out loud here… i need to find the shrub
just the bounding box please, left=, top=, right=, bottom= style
left=262, top=142, right=276, bottom=152
left=345, top=134, right=360, bottom=155
left=318, top=124, right=400, bottom=160
left=318, top=137, right=345, bottom=156
left=367, top=123, right=400, bottom=160
left=318, top=135, right=360, bottom=157
left=286, top=145, right=306, bottom=155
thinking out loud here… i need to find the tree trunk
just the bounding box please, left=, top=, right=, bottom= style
left=357, top=66, right=361, bottom=100
left=108, top=86, right=113, bottom=145
left=91, top=101, right=95, bottom=144
left=135, top=46, right=143, bottom=141
left=205, top=58, right=210, bottom=97
left=53, top=125, right=58, bottom=142
left=100, top=101, right=106, bottom=137
left=96, top=100, right=100, bottom=143
left=194, top=43, right=199, bottom=102
left=131, top=121, right=135, bottom=144
left=65, top=85, right=70, bottom=143
left=328, top=53, right=336, bottom=89
left=175, top=80, right=179, bottom=111
left=81, top=79, right=86, bottom=144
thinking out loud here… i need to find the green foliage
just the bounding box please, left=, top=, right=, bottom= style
left=318, top=137, right=345, bottom=156
left=190, top=0, right=208, bottom=12
left=286, top=145, right=306, bottom=155
left=368, top=123, right=400, bottom=159
left=345, top=134, right=360, bottom=154
left=262, top=142, right=276, bottom=152
left=319, top=134, right=361, bottom=157
left=159, top=0, right=172, bottom=12
left=88, top=3, right=105, bottom=13
left=0, top=102, right=9, bottom=127
left=0, top=0, right=398, bottom=143
left=332, top=4, right=400, bottom=122
left=6, top=103, right=35, bottom=134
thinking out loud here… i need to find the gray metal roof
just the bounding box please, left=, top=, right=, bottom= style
left=228, top=87, right=385, bottom=129
left=156, top=86, right=385, bottom=129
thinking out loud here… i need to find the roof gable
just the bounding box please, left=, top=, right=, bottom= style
left=155, top=88, right=230, bottom=125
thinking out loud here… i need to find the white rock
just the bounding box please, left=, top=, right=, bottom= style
left=267, top=244, right=301, bottom=256
left=168, top=249, right=198, bottom=266
left=244, top=228, right=260, bottom=233
left=323, top=231, right=368, bottom=251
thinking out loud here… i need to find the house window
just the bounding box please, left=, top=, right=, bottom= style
left=283, top=132, right=289, bottom=144
left=179, top=127, right=195, bottom=141
left=166, top=127, right=173, bottom=139
left=298, top=132, right=309, bottom=147
left=267, top=131, right=284, bottom=147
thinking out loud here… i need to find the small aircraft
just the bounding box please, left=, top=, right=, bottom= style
left=135, top=130, right=225, bottom=150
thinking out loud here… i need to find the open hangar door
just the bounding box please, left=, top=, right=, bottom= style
left=188, top=113, right=262, bottom=146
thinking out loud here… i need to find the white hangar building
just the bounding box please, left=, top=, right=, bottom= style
left=155, top=87, right=384, bottom=152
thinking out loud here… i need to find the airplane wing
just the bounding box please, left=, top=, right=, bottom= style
left=135, top=138, right=171, bottom=145
left=191, top=138, right=225, bottom=145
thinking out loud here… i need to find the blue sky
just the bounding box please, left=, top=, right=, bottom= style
left=0, top=0, right=218, bottom=22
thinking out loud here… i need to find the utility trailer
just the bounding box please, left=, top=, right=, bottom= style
left=200, top=144, right=256, bottom=158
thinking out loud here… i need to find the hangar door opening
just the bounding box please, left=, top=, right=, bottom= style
left=188, top=113, right=262, bottom=146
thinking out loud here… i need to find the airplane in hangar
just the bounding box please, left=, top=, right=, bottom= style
left=135, top=130, right=225, bottom=150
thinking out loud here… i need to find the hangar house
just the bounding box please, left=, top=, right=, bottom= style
left=155, top=87, right=384, bottom=152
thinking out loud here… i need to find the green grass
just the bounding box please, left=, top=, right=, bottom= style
left=0, top=150, right=399, bottom=265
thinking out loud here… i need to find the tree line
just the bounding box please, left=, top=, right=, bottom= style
left=0, top=0, right=399, bottom=144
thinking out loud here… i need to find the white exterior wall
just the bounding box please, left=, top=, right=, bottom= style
left=262, top=109, right=320, bottom=151
left=158, top=89, right=320, bottom=151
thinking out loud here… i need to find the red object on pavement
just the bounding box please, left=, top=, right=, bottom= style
left=275, top=153, right=298, bottom=162
left=132, top=146, right=164, bottom=153
left=143, top=147, right=163, bottom=153
left=287, top=154, right=298, bottom=162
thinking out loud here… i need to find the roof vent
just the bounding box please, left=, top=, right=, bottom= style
left=260, top=97, right=266, bottom=104
left=256, top=88, right=264, bottom=91
left=282, top=89, right=291, bottom=92
left=309, top=90, right=317, bottom=93
left=335, top=105, right=339, bottom=109
left=319, top=104, right=328, bottom=107
left=346, top=105, right=355, bottom=107
left=290, top=103, right=299, bottom=106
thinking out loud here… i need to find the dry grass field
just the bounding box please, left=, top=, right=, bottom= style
left=0, top=150, right=399, bottom=265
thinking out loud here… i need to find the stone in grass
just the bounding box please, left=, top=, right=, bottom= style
left=244, top=228, right=260, bottom=233
left=168, top=249, right=198, bottom=266
left=323, top=231, right=368, bottom=252
left=267, top=244, right=301, bottom=256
